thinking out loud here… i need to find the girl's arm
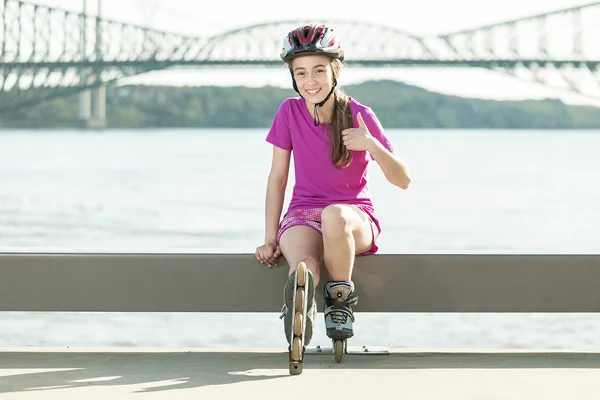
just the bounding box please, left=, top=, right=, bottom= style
left=264, top=146, right=291, bottom=243
left=367, top=140, right=411, bottom=190
left=346, top=111, right=411, bottom=190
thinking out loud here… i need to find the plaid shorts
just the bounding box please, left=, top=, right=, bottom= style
left=276, top=206, right=381, bottom=255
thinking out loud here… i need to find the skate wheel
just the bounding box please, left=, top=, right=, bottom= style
left=296, top=262, right=306, bottom=287
left=295, top=287, right=305, bottom=312
left=294, top=311, right=304, bottom=337
left=289, top=361, right=303, bottom=375
left=291, top=336, right=303, bottom=361
left=334, top=340, right=344, bottom=363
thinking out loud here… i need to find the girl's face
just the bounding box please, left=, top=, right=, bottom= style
left=291, top=55, right=335, bottom=105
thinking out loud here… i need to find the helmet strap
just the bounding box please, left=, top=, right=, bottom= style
left=292, top=75, right=300, bottom=94
left=313, top=79, right=337, bottom=127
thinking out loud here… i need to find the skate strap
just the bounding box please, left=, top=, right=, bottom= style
left=325, top=295, right=358, bottom=308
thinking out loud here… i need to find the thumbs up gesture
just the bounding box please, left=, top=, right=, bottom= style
left=342, top=112, right=375, bottom=151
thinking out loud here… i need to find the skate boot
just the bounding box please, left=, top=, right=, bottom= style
left=279, top=262, right=316, bottom=375
left=323, top=280, right=358, bottom=363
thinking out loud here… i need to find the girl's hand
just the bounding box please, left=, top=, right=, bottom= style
left=255, top=241, right=281, bottom=268
left=341, top=112, right=376, bottom=151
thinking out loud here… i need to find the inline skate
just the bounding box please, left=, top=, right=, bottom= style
left=280, top=262, right=316, bottom=375
left=323, top=280, right=358, bottom=363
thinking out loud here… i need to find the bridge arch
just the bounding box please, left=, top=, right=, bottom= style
left=196, top=20, right=436, bottom=62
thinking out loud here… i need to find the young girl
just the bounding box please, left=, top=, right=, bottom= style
left=254, top=23, right=411, bottom=371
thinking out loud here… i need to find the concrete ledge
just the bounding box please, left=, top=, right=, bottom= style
left=1, top=253, right=600, bottom=312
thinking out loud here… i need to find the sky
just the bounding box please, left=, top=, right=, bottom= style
left=8, top=0, right=600, bottom=105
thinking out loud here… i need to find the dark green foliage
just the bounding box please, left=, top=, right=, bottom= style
left=2, top=80, right=600, bottom=129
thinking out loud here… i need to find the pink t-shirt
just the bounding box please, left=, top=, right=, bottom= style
left=265, top=96, right=395, bottom=224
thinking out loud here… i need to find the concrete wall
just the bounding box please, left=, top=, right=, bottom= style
left=1, top=253, right=599, bottom=312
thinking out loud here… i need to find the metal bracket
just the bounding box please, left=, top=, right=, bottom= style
left=306, top=344, right=389, bottom=355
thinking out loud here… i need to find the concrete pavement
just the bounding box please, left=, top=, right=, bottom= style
left=2, top=348, right=600, bottom=399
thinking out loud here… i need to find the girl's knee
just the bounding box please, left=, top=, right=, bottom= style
left=321, top=205, right=352, bottom=237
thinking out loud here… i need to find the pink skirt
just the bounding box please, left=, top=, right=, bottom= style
left=276, top=206, right=381, bottom=256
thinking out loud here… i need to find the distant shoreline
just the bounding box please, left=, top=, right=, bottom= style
left=2, top=80, right=600, bottom=129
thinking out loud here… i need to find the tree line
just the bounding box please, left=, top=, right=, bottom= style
left=2, top=79, right=600, bottom=129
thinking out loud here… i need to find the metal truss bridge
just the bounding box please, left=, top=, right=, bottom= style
left=2, top=0, right=600, bottom=115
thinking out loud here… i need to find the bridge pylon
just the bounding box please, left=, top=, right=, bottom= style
left=79, top=0, right=106, bottom=129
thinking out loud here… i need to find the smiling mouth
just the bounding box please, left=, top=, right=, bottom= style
left=305, top=88, right=321, bottom=95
